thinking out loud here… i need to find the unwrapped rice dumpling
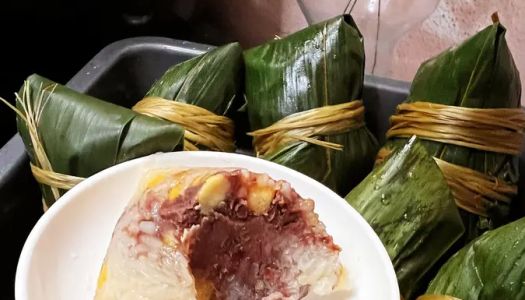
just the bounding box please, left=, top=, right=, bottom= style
left=244, top=15, right=378, bottom=195
left=96, top=168, right=342, bottom=300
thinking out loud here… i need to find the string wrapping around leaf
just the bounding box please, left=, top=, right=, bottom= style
left=248, top=100, right=365, bottom=156
left=133, top=97, right=235, bottom=152
left=387, top=102, right=525, bottom=155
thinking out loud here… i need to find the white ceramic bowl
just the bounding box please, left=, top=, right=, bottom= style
left=15, top=152, right=399, bottom=300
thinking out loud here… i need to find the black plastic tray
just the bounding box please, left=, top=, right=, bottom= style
left=0, top=37, right=523, bottom=297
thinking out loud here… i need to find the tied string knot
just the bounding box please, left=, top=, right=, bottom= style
left=248, top=100, right=365, bottom=156
left=380, top=101, right=525, bottom=217
left=132, top=96, right=235, bottom=152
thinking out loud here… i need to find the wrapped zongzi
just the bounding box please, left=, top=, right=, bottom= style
left=378, top=16, right=525, bottom=240
left=244, top=15, right=378, bottom=195
left=133, top=42, right=243, bottom=152
left=420, top=217, right=525, bottom=300
left=346, top=136, right=464, bottom=299
left=9, top=74, right=185, bottom=208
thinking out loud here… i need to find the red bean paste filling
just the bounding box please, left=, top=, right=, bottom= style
left=156, top=171, right=336, bottom=299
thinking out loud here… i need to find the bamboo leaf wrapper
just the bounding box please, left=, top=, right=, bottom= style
left=346, top=137, right=464, bottom=299
left=146, top=42, right=243, bottom=116
left=424, top=217, right=525, bottom=299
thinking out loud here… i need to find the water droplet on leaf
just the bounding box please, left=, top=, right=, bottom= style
left=381, top=193, right=390, bottom=205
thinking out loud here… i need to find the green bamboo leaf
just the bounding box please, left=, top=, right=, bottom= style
left=146, top=42, right=243, bottom=115
left=383, top=21, right=521, bottom=238
left=244, top=15, right=378, bottom=195
left=17, top=74, right=184, bottom=206
left=346, top=136, right=464, bottom=299
left=426, top=217, right=525, bottom=299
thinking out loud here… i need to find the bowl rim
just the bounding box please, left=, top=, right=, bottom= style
left=15, top=151, right=400, bottom=299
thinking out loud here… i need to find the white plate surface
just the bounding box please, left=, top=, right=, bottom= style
left=15, top=152, right=399, bottom=300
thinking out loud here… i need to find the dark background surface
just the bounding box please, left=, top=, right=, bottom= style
left=0, top=0, right=193, bottom=146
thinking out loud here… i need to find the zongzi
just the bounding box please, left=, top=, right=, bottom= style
left=421, top=217, right=525, bottom=300
left=133, top=42, right=243, bottom=152
left=378, top=16, right=525, bottom=240
left=244, top=15, right=378, bottom=195
left=346, top=136, right=464, bottom=299
left=9, top=74, right=185, bottom=208
left=96, top=168, right=342, bottom=299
